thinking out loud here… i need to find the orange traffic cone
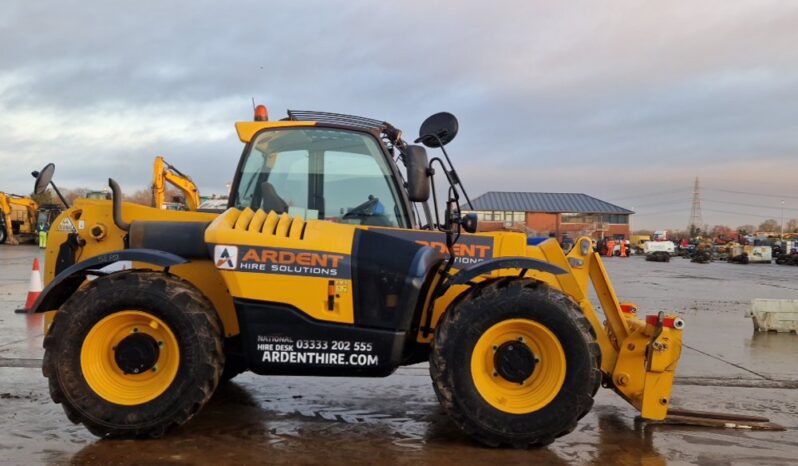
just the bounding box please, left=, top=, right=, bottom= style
left=15, top=258, right=43, bottom=314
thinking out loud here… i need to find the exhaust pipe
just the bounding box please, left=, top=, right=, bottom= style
left=108, top=178, right=130, bottom=232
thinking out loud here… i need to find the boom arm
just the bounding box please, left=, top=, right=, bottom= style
left=151, top=156, right=201, bottom=211
left=534, top=237, right=683, bottom=421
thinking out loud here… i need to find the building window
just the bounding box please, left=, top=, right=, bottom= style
left=562, top=213, right=629, bottom=224
left=562, top=213, right=596, bottom=224
left=606, top=214, right=629, bottom=224
left=467, top=210, right=527, bottom=223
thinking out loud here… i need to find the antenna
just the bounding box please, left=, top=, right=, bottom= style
left=687, top=177, right=704, bottom=236
left=251, top=97, right=256, bottom=112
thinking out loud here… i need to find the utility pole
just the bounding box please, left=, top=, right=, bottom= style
left=687, top=177, right=703, bottom=238
left=781, top=200, right=785, bottom=239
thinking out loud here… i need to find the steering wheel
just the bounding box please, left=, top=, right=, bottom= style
left=343, top=195, right=384, bottom=219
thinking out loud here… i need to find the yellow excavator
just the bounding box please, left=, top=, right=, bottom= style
left=151, top=156, right=200, bottom=211
left=0, top=192, right=38, bottom=245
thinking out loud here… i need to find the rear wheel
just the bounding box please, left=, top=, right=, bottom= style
left=430, top=279, right=600, bottom=448
left=42, top=271, right=223, bottom=438
left=0, top=225, right=6, bottom=244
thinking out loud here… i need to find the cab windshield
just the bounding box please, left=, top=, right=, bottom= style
left=233, top=128, right=407, bottom=228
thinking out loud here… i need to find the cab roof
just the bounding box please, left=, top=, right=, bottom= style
left=235, top=109, right=396, bottom=143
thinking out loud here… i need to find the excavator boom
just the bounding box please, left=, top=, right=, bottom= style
left=151, top=155, right=201, bottom=210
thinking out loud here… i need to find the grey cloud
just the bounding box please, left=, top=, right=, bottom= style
left=2, top=0, right=798, bottom=230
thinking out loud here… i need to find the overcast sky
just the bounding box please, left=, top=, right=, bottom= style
left=2, top=0, right=797, bottom=230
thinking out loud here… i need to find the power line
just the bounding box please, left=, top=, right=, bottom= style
left=633, top=207, right=690, bottom=216
left=704, top=198, right=798, bottom=213
left=703, top=207, right=785, bottom=220
left=629, top=198, right=691, bottom=209
left=705, top=187, right=798, bottom=201
left=607, top=187, right=691, bottom=202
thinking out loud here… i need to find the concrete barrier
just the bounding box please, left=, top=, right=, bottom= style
left=749, top=299, right=798, bottom=333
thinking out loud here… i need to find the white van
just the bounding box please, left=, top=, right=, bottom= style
left=643, top=241, right=676, bottom=255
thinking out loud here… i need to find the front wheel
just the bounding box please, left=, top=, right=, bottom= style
left=430, top=279, right=600, bottom=448
left=42, top=271, right=224, bottom=438
left=0, top=225, right=6, bottom=244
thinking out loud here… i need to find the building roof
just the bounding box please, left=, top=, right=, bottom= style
left=469, top=191, right=634, bottom=214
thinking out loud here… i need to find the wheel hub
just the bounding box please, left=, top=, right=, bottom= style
left=494, top=340, right=537, bottom=384
left=114, top=333, right=160, bottom=375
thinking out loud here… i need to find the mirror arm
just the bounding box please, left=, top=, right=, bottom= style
left=429, top=157, right=461, bottom=230
left=417, top=134, right=473, bottom=210
left=436, top=186, right=464, bottom=292
left=49, top=181, right=70, bottom=208
left=428, top=160, right=441, bottom=229
left=420, top=200, right=434, bottom=229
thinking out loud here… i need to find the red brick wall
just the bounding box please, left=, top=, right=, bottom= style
left=557, top=223, right=630, bottom=240
left=476, top=212, right=630, bottom=240
left=526, top=213, right=558, bottom=234
left=476, top=221, right=506, bottom=232
left=605, top=224, right=630, bottom=239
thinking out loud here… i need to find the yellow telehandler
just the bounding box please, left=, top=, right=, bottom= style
left=30, top=108, right=775, bottom=445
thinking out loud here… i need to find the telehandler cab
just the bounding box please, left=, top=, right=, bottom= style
left=32, top=107, right=752, bottom=446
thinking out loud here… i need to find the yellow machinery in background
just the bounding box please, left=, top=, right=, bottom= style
left=151, top=155, right=200, bottom=211
left=0, top=192, right=38, bottom=245
left=29, top=107, right=779, bottom=446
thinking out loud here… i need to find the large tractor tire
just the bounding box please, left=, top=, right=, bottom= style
left=0, top=225, right=6, bottom=244
left=42, top=271, right=224, bottom=438
left=430, top=279, right=601, bottom=448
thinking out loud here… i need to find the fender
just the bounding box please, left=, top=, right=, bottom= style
left=447, top=256, right=566, bottom=287
left=31, top=248, right=188, bottom=313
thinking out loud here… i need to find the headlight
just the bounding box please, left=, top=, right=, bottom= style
left=580, top=239, right=591, bottom=255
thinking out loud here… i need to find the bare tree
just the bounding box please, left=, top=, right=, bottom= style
left=29, top=189, right=56, bottom=206
left=710, top=225, right=733, bottom=239
left=124, top=189, right=152, bottom=206
left=124, top=187, right=184, bottom=207
left=62, top=188, right=92, bottom=204
left=758, top=219, right=779, bottom=232
left=737, top=224, right=756, bottom=235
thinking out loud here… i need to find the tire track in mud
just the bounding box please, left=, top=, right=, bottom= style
left=0, top=358, right=41, bottom=368
left=254, top=396, right=438, bottom=448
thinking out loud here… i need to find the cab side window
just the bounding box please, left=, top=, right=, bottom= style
left=233, top=128, right=407, bottom=227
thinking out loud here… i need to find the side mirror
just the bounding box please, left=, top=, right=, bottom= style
left=416, top=112, right=459, bottom=148
left=461, top=213, right=478, bottom=233
left=403, top=145, right=430, bottom=202
left=33, top=163, right=55, bottom=195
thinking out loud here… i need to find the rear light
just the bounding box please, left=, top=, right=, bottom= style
left=620, top=303, right=637, bottom=314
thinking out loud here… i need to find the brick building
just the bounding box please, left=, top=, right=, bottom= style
left=466, top=191, right=633, bottom=240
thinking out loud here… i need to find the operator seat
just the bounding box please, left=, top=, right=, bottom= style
left=260, top=182, right=288, bottom=214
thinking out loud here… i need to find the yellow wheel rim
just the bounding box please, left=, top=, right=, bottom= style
left=80, top=311, right=180, bottom=406
left=470, top=318, right=566, bottom=414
